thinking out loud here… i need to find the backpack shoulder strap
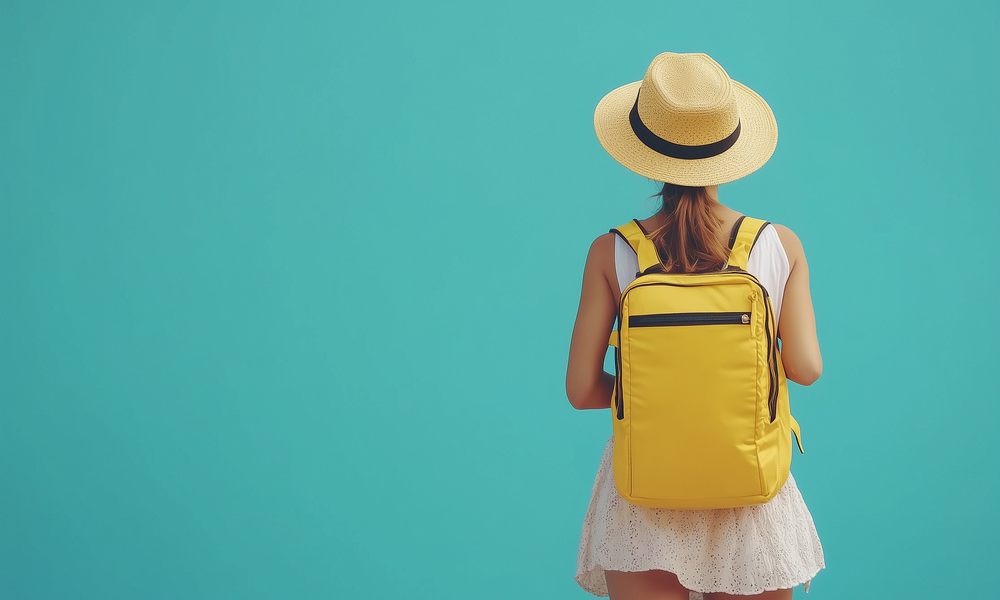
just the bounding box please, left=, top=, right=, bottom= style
left=610, top=219, right=660, bottom=274
left=727, top=216, right=770, bottom=271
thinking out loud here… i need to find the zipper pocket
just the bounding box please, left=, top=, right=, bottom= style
left=629, top=312, right=751, bottom=327
left=618, top=273, right=780, bottom=423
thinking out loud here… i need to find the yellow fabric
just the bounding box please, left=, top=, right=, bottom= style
left=727, top=217, right=767, bottom=271
left=612, top=220, right=661, bottom=274
left=608, top=219, right=803, bottom=510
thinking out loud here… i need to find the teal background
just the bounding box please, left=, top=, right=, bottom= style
left=1, top=1, right=997, bottom=598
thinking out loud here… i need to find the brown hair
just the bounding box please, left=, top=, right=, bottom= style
left=648, top=183, right=730, bottom=273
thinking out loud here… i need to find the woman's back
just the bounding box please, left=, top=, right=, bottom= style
left=583, top=205, right=821, bottom=390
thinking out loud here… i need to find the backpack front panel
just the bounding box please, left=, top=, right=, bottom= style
left=612, top=272, right=785, bottom=509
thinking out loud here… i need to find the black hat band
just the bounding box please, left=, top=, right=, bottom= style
left=629, top=93, right=741, bottom=160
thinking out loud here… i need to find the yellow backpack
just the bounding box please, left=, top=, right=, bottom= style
left=608, top=217, right=803, bottom=510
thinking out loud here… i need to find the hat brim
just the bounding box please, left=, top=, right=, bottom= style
left=594, top=80, right=778, bottom=187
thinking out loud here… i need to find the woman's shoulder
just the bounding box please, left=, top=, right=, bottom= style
left=583, top=232, right=620, bottom=298
left=768, top=224, right=805, bottom=270
left=587, top=231, right=618, bottom=257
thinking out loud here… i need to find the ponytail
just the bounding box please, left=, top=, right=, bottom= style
left=648, top=183, right=730, bottom=273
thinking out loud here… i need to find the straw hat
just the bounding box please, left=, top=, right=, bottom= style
left=594, top=52, right=778, bottom=187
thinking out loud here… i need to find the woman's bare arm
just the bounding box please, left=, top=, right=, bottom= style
left=566, top=233, right=618, bottom=409
left=773, top=224, right=823, bottom=385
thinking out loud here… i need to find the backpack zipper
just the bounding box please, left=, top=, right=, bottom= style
left=629, top=312, right=751, bottom=327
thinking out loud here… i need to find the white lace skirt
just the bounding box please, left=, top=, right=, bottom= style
left=575, top=438, right=825, bottom=598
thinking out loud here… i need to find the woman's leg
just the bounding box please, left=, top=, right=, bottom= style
left=604, top=569, right=691, bottom=600
left=704, top=588, right=793, bottom=600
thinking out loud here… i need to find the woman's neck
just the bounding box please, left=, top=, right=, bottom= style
left=645, top=185, right=729, bottom=228
left=705, top=185, right=719, bottom=202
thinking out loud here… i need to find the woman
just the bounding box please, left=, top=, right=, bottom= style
left=566, top=53, right=825, bottom=599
